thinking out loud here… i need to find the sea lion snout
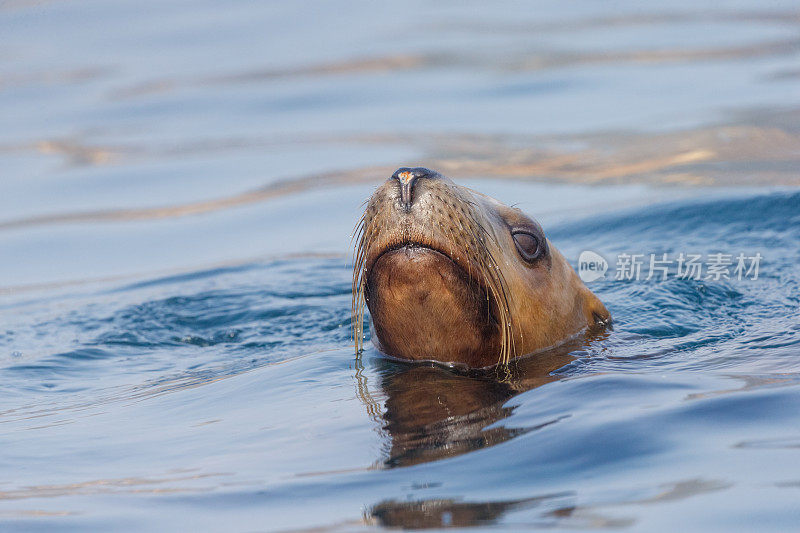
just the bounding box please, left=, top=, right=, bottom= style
left=390, top=167, right=443, bottom=211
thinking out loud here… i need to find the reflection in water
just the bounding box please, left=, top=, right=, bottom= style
left=379, top=365, right=526, bottom=469
left=367, top=476, right=729, bottom=529
left=368, top=492, right=574, bottom=529
left=356, top=332, right=618, bottom=528
left=3, top=115, right=799, bottom=231
left=0, top=471, right=224, bottom=501
left=369, top=333, right=606, bottom=469
left=367, top=478, right=728, bottom=529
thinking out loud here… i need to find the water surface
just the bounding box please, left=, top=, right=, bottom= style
left=1, top=1, right=800, bottom=531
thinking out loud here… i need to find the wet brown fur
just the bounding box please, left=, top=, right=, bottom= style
left=352, top=170, right=609, bottom=368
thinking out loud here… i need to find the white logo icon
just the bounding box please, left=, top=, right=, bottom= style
left=578, top=251, right=608, bottom=282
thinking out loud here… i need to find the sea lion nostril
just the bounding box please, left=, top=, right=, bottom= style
left=390, top=167, right=437, bottom=182
left=391, top=167, right=436, bottom=210
left=390, top=167, right=422, bottom=211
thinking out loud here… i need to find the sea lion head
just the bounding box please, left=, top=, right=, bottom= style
left=353, top=168, right=610, bottom=368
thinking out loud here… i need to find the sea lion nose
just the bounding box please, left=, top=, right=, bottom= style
left=391, top=167, right=438, bottom=210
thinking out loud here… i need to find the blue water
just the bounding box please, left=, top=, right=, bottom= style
left=2, top=188, right=798, bottom=531
left=2, top=1, right=800, bottom=531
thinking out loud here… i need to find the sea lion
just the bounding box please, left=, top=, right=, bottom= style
left=352, top=167, right=610, bottom=368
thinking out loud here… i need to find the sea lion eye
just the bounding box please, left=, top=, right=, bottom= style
left=512, top=231, right=541, bottom=262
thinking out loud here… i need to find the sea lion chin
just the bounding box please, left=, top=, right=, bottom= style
left=366, top=245, right=501, bottom=368
left=352, top=167, right=611, bottom=369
